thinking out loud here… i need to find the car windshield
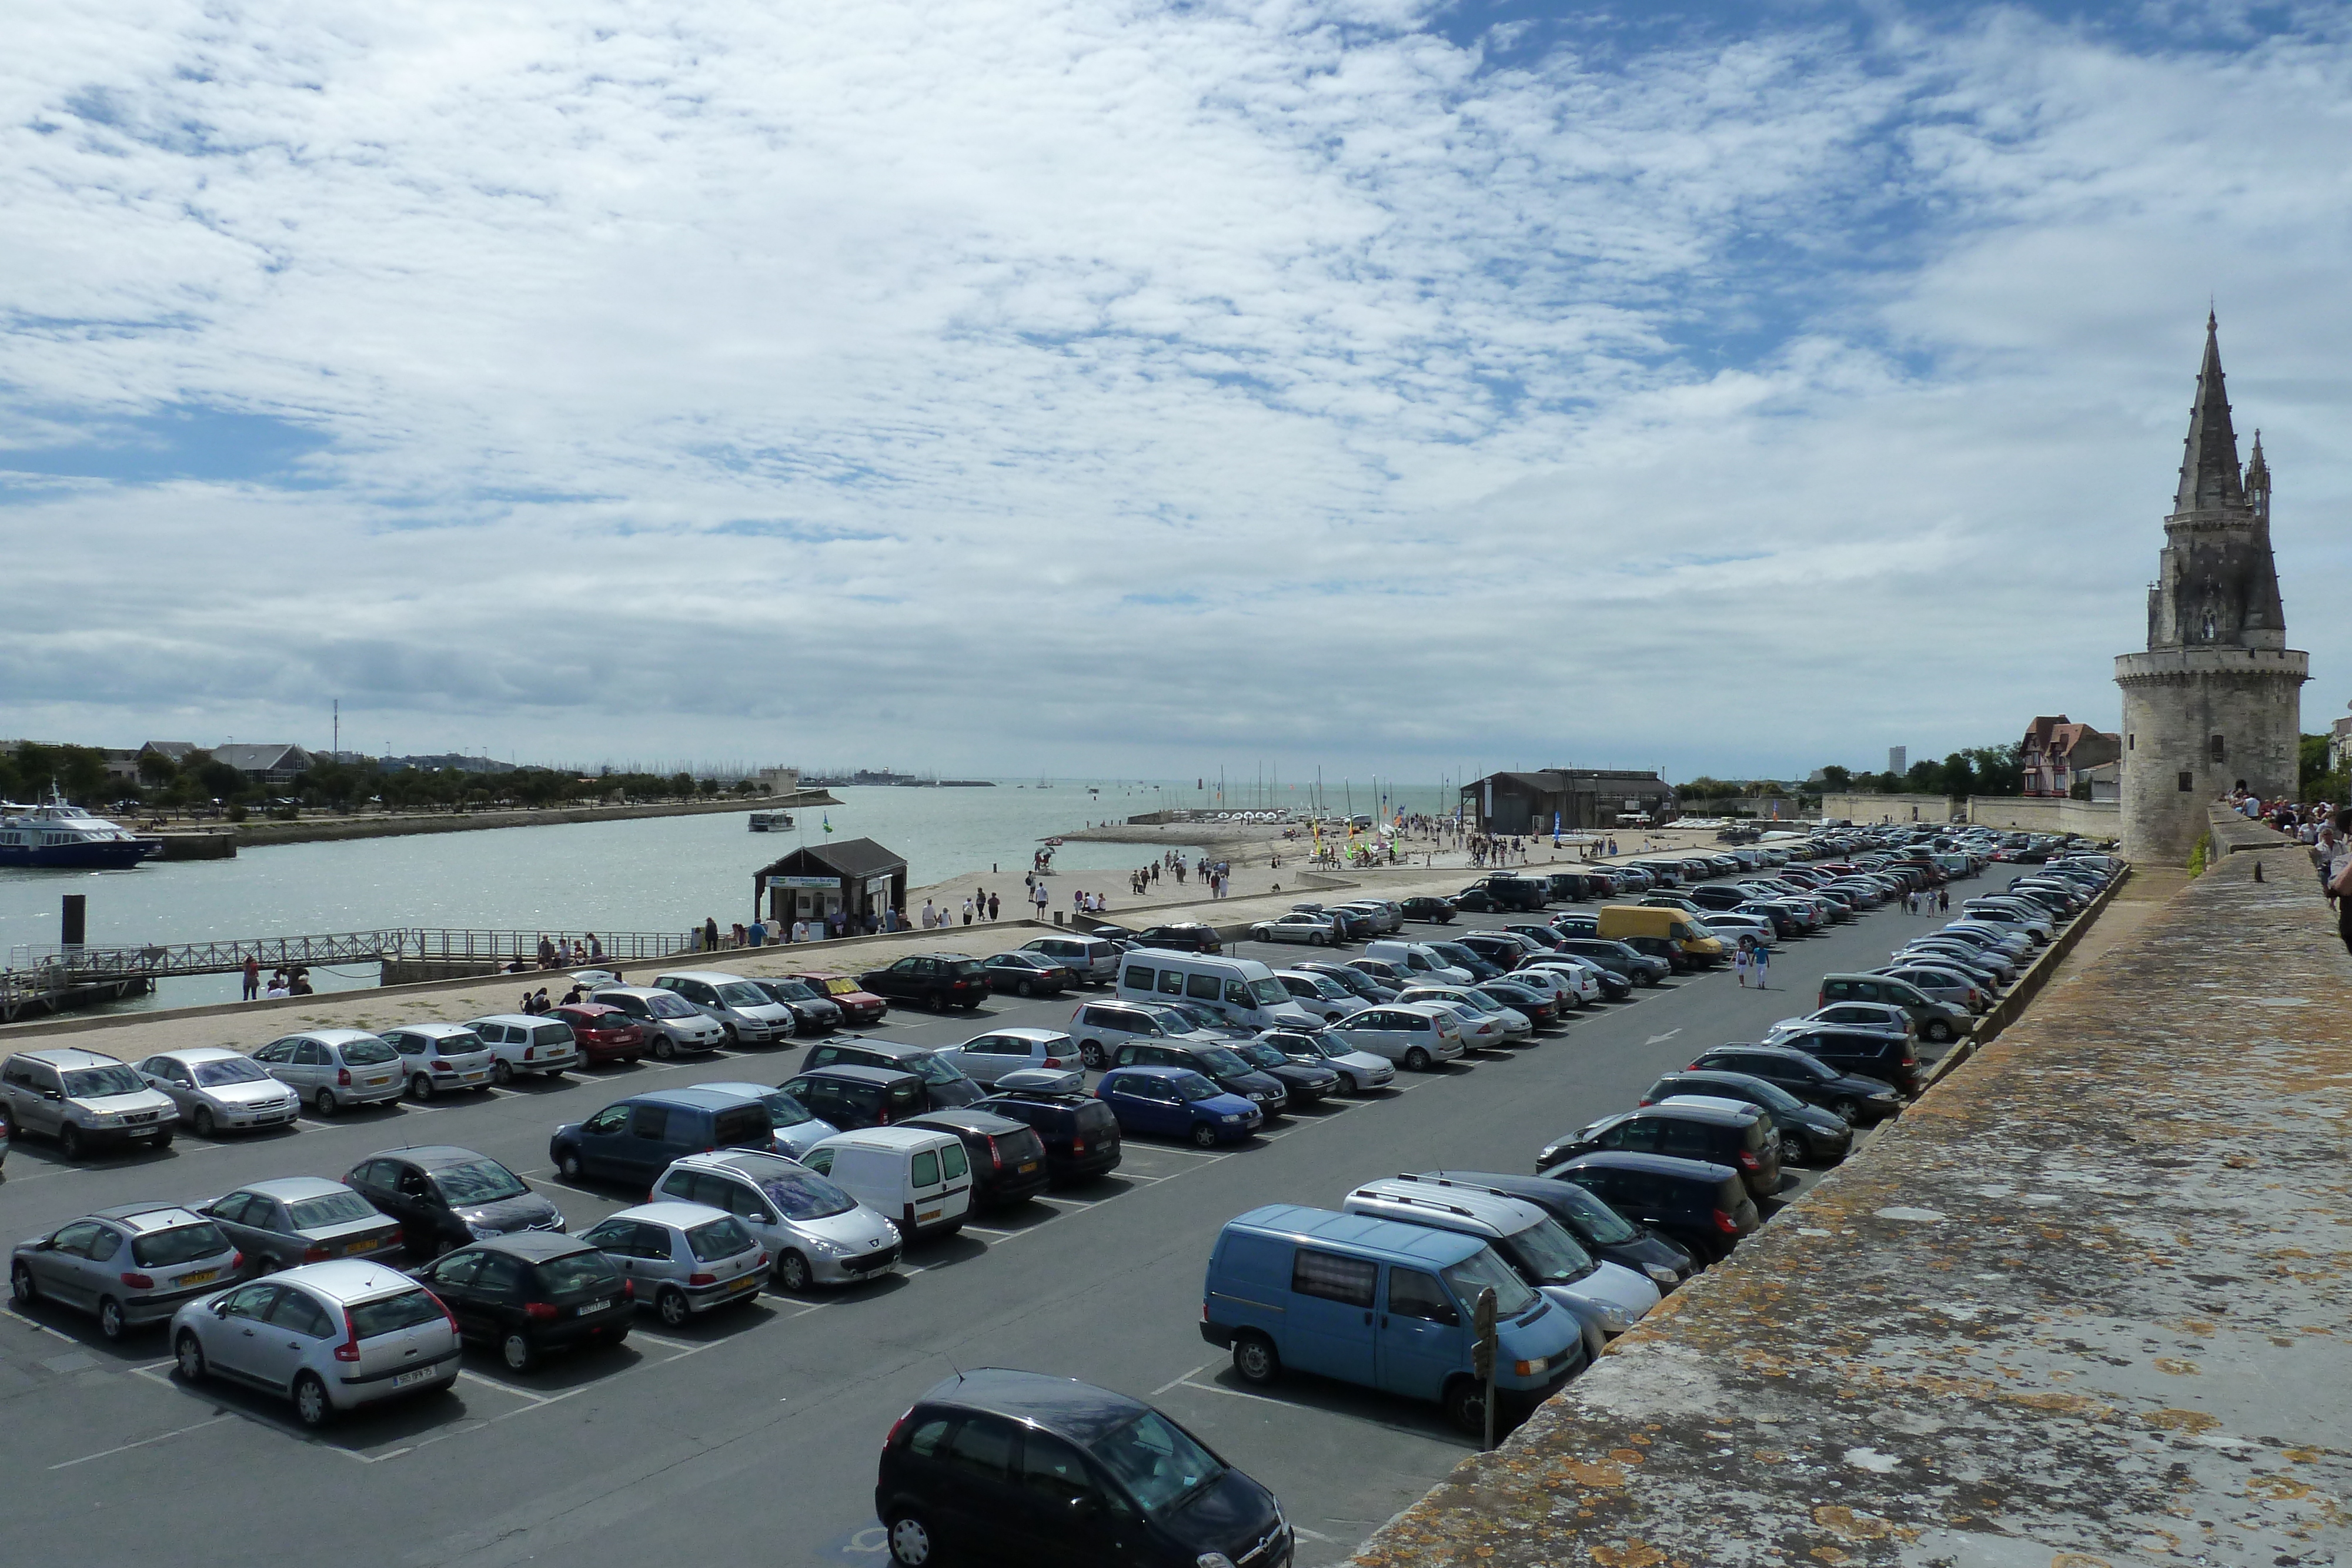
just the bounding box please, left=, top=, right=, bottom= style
left=1094, top=1409, right=1227, bottom=1517
left=1441, top=1246, right=1538, bottom=1318
left=1247, top=978, right=1288, bottom=1005
left=1170, top=1074, right=1221, bottom=1102
left=758, top=1168, right=857, bottom=1220
left=1301, top=975, right=1345, bottom=997
left=132, top=1222, right=229, bottom=1267
left=1195, top=1047, right=1249, bottom=1076
left=716, top=983, right=770, bottom=1007
left=818, top=978, right=856, bottom=996
left=1505, top=1217, right=1596, bottom=1283
left=1458, top=988, right=1506, bottom=1011
left=340, top=1036, right=399, bottom=1065
left=191, top=1058, right=270, bottom=1087
left=686, top=1216, right=757, bottom=1261
left=350, top=1289, right=445, bottom=1339
left=907, top=1053, right=967, bottom=1087
left=430, top=1160, right=530, bottom=1205
left=63, top=1065, right=148, bottom=1098
left=288, top=1191, right=378, bottom=1229
left=1309, top=1038, right=1357, bottom=1061
left=761, top=981, right=819, bottom=1002
left=1545, top=1182, right=1641, bottom=1244
left=759, top=1090, right=818, bottom=1128
left=647, top=994, right=698, bottom=1017
left=1234, top=1041, right=1288, bottom=1068
left=537, top=1252, right=622, bottom=1295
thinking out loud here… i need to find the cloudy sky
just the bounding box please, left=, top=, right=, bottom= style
left=5, top=1, right=2347, bottom=784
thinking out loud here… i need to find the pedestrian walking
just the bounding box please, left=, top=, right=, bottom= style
left=962, top=898, right=974, bottom=926
left=1938, top=887, right=1950, bottom=914
left=1733, top=939, right=1752, bottom=987
left=1751, top=942, right=1769, bottom=990
left=241, top=956, right=261, bottom=1001
left=702, top=917, right=720, bottom=952
left=987, top=892, right=1000, bottom=920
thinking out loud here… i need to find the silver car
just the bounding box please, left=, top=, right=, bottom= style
left=379, top=1023, right=497, bottom=1101
left=1, top=1048, right=178, bottom=1159
left=136, top=1048, right=299, bottom=1138
left=587, top=988, right=726, bottom=1058
left=1256, top=1027, right=1395, bottom=1094
left=651, top=1149, right=903, bottom=1292
left=12, top=1203, right=239, bottom=1340
left=195, top=1177, right=403, bottom=1272
left=651, top=971, right=799, bottom=1046
left=249, top=1030, right=406, bottom=1116
left=463, top=1014, right=584, bottom=1080
left=171, top=1261, right=460, bottom=1426
left=576, top=1201, right=769, bottom=1326
left=1269, top=971, right=1366, bottom=1023
left=1247, top=912, right=1340, bottom=947
left=941, top=1029, right=1084, bottom=1089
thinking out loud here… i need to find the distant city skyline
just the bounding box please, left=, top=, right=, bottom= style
left=6, top=4, right=2346, bottom=778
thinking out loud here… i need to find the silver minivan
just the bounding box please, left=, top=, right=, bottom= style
left=1017, top=936, right=1121, bottom=987
left=652, top=1149, right=903, bottom=1291
left=651, top=971, right=800, bottom=1045
left=1, top=1048, right=179, bottom=1158
left=249, top=1031, right=406, bottom=1117
left=577, top=1201, right=769, bottom=1326
left=589, top=988, right=727, bottom=1058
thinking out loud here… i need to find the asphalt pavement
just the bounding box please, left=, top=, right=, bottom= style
left=0, top=868, right=2021, bottom=1568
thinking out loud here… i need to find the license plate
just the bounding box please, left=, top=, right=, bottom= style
left=918, top=1209, right=941, bottom=1222
left=390, top=1367, right=437, bottom=1389
left=365, top=1077, right=391, bottom=1088
left=582, top=1298, right=613, bottom=1315
left=179, top=1269, right=219, bottom=1286
left=459, top=1072, right=485, bottom=1083
left=347, top=1237, right=382, bottom=1255
left=729, top=1273, right=760, bottom=1293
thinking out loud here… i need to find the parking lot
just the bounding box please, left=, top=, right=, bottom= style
left=0, top=867, right=2034, bottom=1568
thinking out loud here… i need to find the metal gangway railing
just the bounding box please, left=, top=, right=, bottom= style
left=4, top=927, right=697, bottom=988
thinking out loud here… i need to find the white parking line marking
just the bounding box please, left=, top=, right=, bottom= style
left=455, top=1369, right=562, bottom=1405
left=624, top=1329, right=697, bottom=1350
left=50, top=1413, right=237, bottom=1470
left=3, top=1308, right=83, bottom=1343
left=1149, top=1360, right=1211, bottom=1397
left=957, top=1225, right=1016, bottom=1238
left=1028, top=1195, right=1095, bottom=1208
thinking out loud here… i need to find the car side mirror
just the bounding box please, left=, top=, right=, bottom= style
left=750, top=1211, right=776, bottom=1225
left=43, top=1089, right=62, bottom=1101
left=1068, top=1495, right=1100, bottom=1517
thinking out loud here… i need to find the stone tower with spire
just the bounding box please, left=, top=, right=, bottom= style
left=2114, top=315, right=2307, bottom=862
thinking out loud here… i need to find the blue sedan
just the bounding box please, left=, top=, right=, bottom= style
left=1094, top=1066, right=1261, bottom=1148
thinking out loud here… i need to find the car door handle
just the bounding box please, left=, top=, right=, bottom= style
left=241, top=1328, right=257, bottom=1337
left=1362, top=1312, right=1373, bottom=1325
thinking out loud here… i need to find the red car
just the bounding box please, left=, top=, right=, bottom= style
left=554, top=1003, right=648, bottom=1065
left=790, top=972, right=890, bottom=1026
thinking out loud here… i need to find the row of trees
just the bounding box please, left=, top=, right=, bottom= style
left=1817, top=745, right=2025, bottom=800
left=0, top=743, right=764, bottom=816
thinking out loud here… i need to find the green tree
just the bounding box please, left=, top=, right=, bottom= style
left=1817, top=765, right=1852, bottom=790
left=137, top=750, right=179, bottom=787
left=188, top=750, right=249, bottom=803
left=2301, top=734, right=2334, bottom=790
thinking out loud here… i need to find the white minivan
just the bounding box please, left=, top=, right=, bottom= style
left=1114, top=952, right=1319, bottom=1032
left=1362, top=940, right=1474, bottom=984
left=799, top=1127, right=971, bottom=1242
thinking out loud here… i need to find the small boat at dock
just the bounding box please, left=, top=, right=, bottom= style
left=0, top=788, right=162, bottom=869
left=748, top=811, right=796, bottom=832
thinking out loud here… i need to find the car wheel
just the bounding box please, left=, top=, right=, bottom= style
left=653, top=1036, right=676, bottom=1061
left=1232, top=1330, right=1281, bottom=1385
left=98, top=1296, right=126, bottom=1341
left=1314, top=933, right=1329, bottom=947
left=410, top=1074, right=435, bottom=1101
left=1926, top=1019, right=1955, bottom=1044
left=175, top=1330, right=208, bottom=1382
left=885, top=1508, right=938, bottom=1566
left=1405, top=1047, right=1432, bottom=1072
left=500, top=1332, right=536, bottom=1372
left=556, top=1149, right=584, bottom=1181
left=191, top=1106, right=216, bottom=1138
left=10, top=1262, right=36, bottom=1306
left=1782, top=1132, right=1811, bottom=1164
left=153, top=1125, right=172, bottom=1149
left=1832, top=1098, right=1861, bottom=1122
left=656, top=1287, right=691, bottom=1329
left=1443, top=1376, right=1489, bottom=1437
left=1190, top=1121, right=1220, bottom=1149
left=1080, top=1042, right=1105, bottom=1069
left=58, top=1124, right=85, bottom=1161
left=492, top=1059, right=514, bottom=1086
left=1017, top=980, right=1033, bottom=998
left=292, top=1372, right=332, bottom=1428
left=775, top=1251, right=814, bottom=1292
left=313, top=1088, right=339, bottom=1117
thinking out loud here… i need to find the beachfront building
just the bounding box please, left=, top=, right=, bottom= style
left=1459, top=769, right=1675, bottom=834
left=754, top=838, right=909, bottom=931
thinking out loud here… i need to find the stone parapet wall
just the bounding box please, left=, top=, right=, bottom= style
left=1354, top=850, right=2352, bottom=1568
left=1963, top=794, right=2120, bottom=835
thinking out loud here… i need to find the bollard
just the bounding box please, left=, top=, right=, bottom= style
left=62, top=893, right=87, bottom=949
left=1053, top=911, right=1064, bottom=926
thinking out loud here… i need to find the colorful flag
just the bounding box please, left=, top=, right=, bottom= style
left=821, top=813, right=834, bottom=835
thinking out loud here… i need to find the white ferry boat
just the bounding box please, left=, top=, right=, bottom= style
left=0, top=789, right=162, bottom=869
left=747, top=810, right=796, bottom=833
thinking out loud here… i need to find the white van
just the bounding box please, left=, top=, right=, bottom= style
left=1363, top=940, right=1474, bottom=985
left=1114, top=951, right=1318, bottom=1031
left=799, top=1126, right=971, bottom=1242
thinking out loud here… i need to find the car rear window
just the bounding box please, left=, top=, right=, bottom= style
left=533, top=1024, right=574, bottom=1048
left=131, top=1222, right=228, bottom=1268
left=536, top=1252, right=622, bottom=1295
left=940, top=1143, right=970, bottom=1180
left=288, top=1191, right=377, bottom=1229
left=1075, top=1102, right=1118, bottom=1134
left=713, top=1107, right=771, bottom=1148
left=351, top=1288, right=446, bottom=1339
left=686, top=1216, right=756, bottom=1262
left=946, top=960, right=985, bottom=979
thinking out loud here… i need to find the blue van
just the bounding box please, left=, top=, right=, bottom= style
left=1201, top=1203, right=1586, bottom=1434
left=549, top=1087, right=774, bottom=1185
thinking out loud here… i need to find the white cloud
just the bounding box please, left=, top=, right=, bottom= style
left=3, top=2, right=2347, bottom=779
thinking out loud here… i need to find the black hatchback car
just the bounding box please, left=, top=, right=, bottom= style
left=971, top=1089, right=1124, bottom=1184
left=1765, top=1027, right=1922, bottom=1097
left=858, top=954, right=991, bottom=1011
left=1397, top=896, right=1456, bottom=924
left=803, top=1038, right=985, bottom=1108
left=1130, top=924, right=1223, bottom=955
left=1687, top=1045, right=1903, bottom=1124
left=342, top=1146, right=564, bottom=1257
left=904, top=1108, right=1053, bottom=1209
left=876, top=1368, right=1289, bottom=1568
left=1107, top=1041, right=1288, bottom=1118
left=413, top=1232, right=630, bottom=1370
left=1541, top=1151, right=1760, bottom=1265
left=1641, top=1070, right=1853, bottom=1165
left=1419, top=1169, right=1695, bottom=1290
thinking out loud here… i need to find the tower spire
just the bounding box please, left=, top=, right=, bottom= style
left=2174, top=310, right=2246, bottom=514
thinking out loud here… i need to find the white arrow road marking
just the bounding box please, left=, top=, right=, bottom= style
left=1644, top=1028, right=1683, bottom=1046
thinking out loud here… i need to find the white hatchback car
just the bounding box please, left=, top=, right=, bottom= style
left=463, top=1015, right=584, bottom=1081
left=379, top=1023, right=498, bottom=1101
